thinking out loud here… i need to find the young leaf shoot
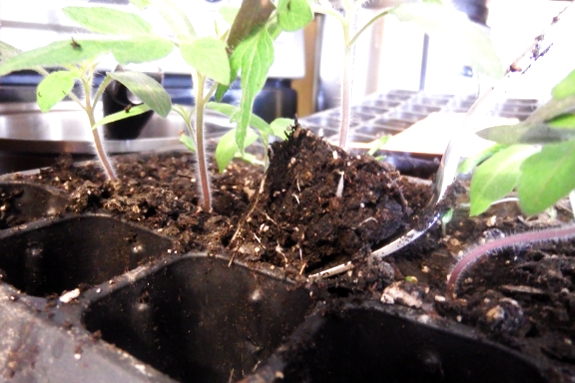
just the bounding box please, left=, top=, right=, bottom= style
left=0, top=7, right=173, bottom=180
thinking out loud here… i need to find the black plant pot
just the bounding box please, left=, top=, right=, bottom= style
left=102, top=69, right=163, bottom=140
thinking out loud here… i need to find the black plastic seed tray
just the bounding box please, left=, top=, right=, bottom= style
left=242, top=302, right=557, bottom=383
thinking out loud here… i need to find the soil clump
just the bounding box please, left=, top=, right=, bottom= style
left=228, top=125, right=430, bottom=275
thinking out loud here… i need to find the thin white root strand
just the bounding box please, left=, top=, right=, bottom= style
left=307, top=261, right=354, bottom=281
left=336, top=171, right=345, bottom=198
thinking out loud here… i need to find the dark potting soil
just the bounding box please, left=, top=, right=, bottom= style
left=387, top=197, right=575, bottom=380
left=3, top=125, right=575, bottom=379
left=227, top=125, right=430, bottom=276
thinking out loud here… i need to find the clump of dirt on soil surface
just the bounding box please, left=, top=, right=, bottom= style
left=228, top=125, right=431, bottom=276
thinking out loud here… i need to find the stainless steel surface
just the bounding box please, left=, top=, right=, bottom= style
left=0, top=102, right=233, bottom=155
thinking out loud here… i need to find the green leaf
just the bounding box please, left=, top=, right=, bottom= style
left=180, top=38, right=230, bottom=85
left=477, top=121, right=575, bottom=145
left=525, top=95, right=575, bottom=124
left=129, top=0, right=150, bottom=7
left=236, top=28, right=275, bottom=151
left=276, top=0, right=313, bottom=32
left=215, top=36, right=249, bottom=101
left=477, top=95, right=575, bottom=145
left=270, top=118, right=293, bottom=139
left=0, top=41, right=22, bottom=62
left=62, top=6, right=152, bottom=36
left=367, top=135, right=391, bottom=156
left=457, top=143, right=506, bottom=174
left=390, top=3, right=503, bottom=79
left=220, top=6, right=240, bottom=25
left=267, top=22, right=282, bottom=40
left=93, top=104, right=152, bottom=129
left=247, top=113, right=274, bottom=135
left=552, top=68, right=575, bottom=100
left=215, top=128, right=259, bottom=172
left=469, top=145, right=539, bottom=216
left=0, top=40, right=108, bottom=76
left=129, top=0, right=195, bottom=38
left=110, top=36, right=174, bottom=64
left=235, top=152, right=265, bottom=167
left=180, top=133, right=196, bottom=152
left=36, top=71, right=77, bottom=112
left=518, top=139, right=575, bottom=215
left=206, top=102, right=238, bottom=118
left=0, top=38, right=173, bottom=76
left=108, top=71, right=172, bottom=118
left=206, top=101, right=274, bottom=135
left=548, top=113, right=575, bottom=128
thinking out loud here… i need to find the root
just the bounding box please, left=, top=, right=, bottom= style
left=228, top=173, right=267, bottom=267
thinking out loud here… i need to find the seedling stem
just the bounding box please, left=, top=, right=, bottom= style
left=81, top=72, right=117, bottom=180
left=192, top=70, right=212, bottom=210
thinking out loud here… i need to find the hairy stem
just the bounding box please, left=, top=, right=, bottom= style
left=446, top=225, right=575, bottom=298
left=92, top=75, right=113, bottom=110
left=349, top=8, right=391, bottom=47
left=192, top=71, right=212, bottom=211
left=81, top=76, right=116, bottom=180
left=339, top=43, right=353, bottom=148
left=338, top=6, right=354, bottom=149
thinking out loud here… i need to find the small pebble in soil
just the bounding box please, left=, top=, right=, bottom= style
left=60, top=288, right=80, bottom=303
left=480, top=297, right=525, bottom=335
left=381, top=281, right=426, bottom=309
left=435, top=295, right=446, bottom=302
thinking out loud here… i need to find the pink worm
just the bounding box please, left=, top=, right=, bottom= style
left=446, top=224, right=575, bottom=298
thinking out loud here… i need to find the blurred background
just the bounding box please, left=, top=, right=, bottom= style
left=0, top=0, right=573, bottom=173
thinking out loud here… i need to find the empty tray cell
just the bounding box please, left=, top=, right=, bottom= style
left=505, top=98, right=538, bottom=105
left=0, top=182, right=68, bottom=230
left=305, top=126, right=339, bottom=138
left=373, top=118, right=414, bottom=130
left=389, top=111, right=427, bottom=122
left=277, top=305, right=549, bottom=383
left=383, top=90, right=417, bottom=101
left=302, top=115, right=341, bottom=130
left=418, top=97, right=452, bottom=106
left=401, top=104, right=442, bottom=114
left=498, top=112, right=531, bottom=121
left=0, top=215, right=173, bottom=297
left=356, top=125, right=399, bottom=138
left=82, top=255, right=313, bottom=383
left=329, top=111, right=373, bottom=124
left=498, top=103, right=538, bottom=114
left=351, top=106, right=385, bottom=117
left=456, top=99, right=478, bottom=111
left=329, top=131, right=377, bottom=144
left=362, top=99, right=401, bottom=110
left=388, top=89, right=418, bottom=96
